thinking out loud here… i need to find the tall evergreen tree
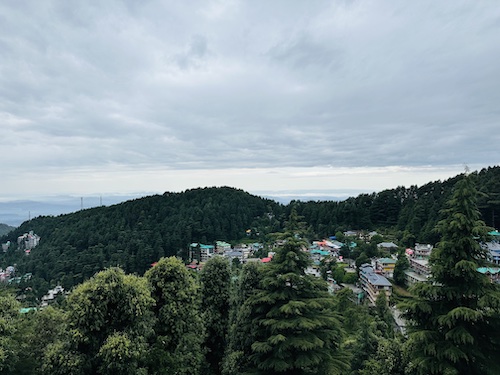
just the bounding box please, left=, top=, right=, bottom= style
left=248, top=235, right=347, bottom=375
left=200, top=256, right=231, bottom=375
left=393, top=249, right=409, bottom=287
left=401, top=174, right=500, bottom=375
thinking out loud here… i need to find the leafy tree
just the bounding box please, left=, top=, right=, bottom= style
left=58, top=268, right=155, bottom=374
left=401, top=174, right=500, bottom=375
left=145, top=257, right=204, bottom=375
left=200, top=257, right=231, bottom=375
left=359, top=337, right=408, bottom=375
left=248, top=236, right=348, bottom=374
left=15, top=306, right=68, bottom=375
left=0, top=294, right=21, bottom=374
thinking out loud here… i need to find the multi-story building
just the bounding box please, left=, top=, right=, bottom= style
left=414, top=243, right=433, bottom=258
left=215, top=241, right=231, bottom=254
left=375, top=257, right=397, bottom=278
left=359, top=264, right=392, bottom=305
left=477, top=267, right=500, bottom=283
left=485, top=241, right=500, bottom=264
left=189, top=243, right=215, bottom=263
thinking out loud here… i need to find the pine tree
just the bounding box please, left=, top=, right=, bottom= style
left=247, top=235, right=347, bottom=375
left=393, top=249, right=409, bottom=287
left=401, top=174, right=500, bottom=375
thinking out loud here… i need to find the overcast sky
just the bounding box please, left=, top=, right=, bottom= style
left=1, top=0, right=499, bottom=202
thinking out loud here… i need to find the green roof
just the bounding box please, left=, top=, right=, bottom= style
left=20, top=307, right=37, bottom=314
left=378, top=258, right=397, bottom=264
left=477, top=267, right=500, bottom=274
left=488, top=230, right=500, bottom=237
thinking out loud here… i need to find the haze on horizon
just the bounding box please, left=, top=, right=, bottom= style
left=1, top=1, right=499, bottom=202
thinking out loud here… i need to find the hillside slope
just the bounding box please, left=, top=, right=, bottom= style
left=1, top=166, right=499, bottom=291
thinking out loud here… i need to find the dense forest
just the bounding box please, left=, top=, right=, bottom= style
left=1, top=166, right=500, bottom=292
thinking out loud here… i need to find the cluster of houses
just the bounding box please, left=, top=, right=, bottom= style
left=404, top=243, right=433, bottom=285
left=41, top=285, right=65, bottom=307
left=17, top=231, right=41, bottom=255
left=2, top=230, right=41, bottom=256
left=188, top=241, right=265, bottom=267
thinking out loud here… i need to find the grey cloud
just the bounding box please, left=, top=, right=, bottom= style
left=1, top=0, right=499, bottom=180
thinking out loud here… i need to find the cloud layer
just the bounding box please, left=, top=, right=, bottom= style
left=1, top=1, right=499, bottom=197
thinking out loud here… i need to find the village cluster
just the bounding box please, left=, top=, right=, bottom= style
left=3, top=229, right=500, bottom=311
left=186, top=229, right=500, bottom=308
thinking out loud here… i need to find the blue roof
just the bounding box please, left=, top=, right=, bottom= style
left=477, top=267, right=500, bottom=274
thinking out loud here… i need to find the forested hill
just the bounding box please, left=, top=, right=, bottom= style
left=1, top=166, right=500, bottom=290
left=0, top=187, right=284, bottom=288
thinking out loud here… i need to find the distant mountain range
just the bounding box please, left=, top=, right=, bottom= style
left=0, top=190, right=361, bottom=228
left=0, top=223, right=15, bottom=236
left=0, top=195, right=146, bottom=227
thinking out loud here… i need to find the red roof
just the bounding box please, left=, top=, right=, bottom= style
left=261, top=257, right=272, bottom=263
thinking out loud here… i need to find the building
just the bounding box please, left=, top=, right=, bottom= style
left=215, top=241, right=231, bottom=254
left=485, top=241, right=500, bottom=264
left=377, top=242, right=398, bottom=251
left=1, top=241, right=10, bottom=252
left=189, top=243, right=215, bottom=263
left=375, top=257, right=397, bottom=278
left=41, top=285, right=64, bottom=307
left=17, top=231, right=40, bottom=250
left=477, top=267, right=500, bottom=283
left=224, top=251, right=244, bottom=264
left=414, top=243, right=433, bottom=258
left=359, top=264, right=392, bottom=305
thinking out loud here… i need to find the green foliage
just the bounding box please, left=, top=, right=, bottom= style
left=14, top=306, right=68, bottom=375
left=97, top=332, right=145, bottom=375
left=2, top=168, right=500, bottom=296
left=401, top=174, right=500, bottom=375
left=248, top=236, right=348, bottom=374
left=0, top=294, right=21, bottom=374
left=145, top=257, right=204, bottom=375
left=223, top=262, right=263, bottom=375
left=1, top=187, right=283, bottom=289
left=393, top=250, right=410, bottom=287
left=201, top=257, right=231, bottom=375
left=64, top=268, right=154, bottom=374
left=359, top=337, right=408, bottom=375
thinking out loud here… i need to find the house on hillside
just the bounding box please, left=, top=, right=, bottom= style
left=377, top=242, right=398, bottom=251
left=359, top=264, right=392, bottom=306
left=215, top=241, right=231, bottom=254
left=375, top=257, right=397, bottom=278
left=41, top=285, right=64, bottom=307
left=477, top=267, right=500, bottom=283
left=189, top=243, right=215, bottom=263
left=414, top=243, right=433, bottom=258
left=485, top=241, right=500, bottom=265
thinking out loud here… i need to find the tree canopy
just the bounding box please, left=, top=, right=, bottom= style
left=401, top=174, right=500, bottom=375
